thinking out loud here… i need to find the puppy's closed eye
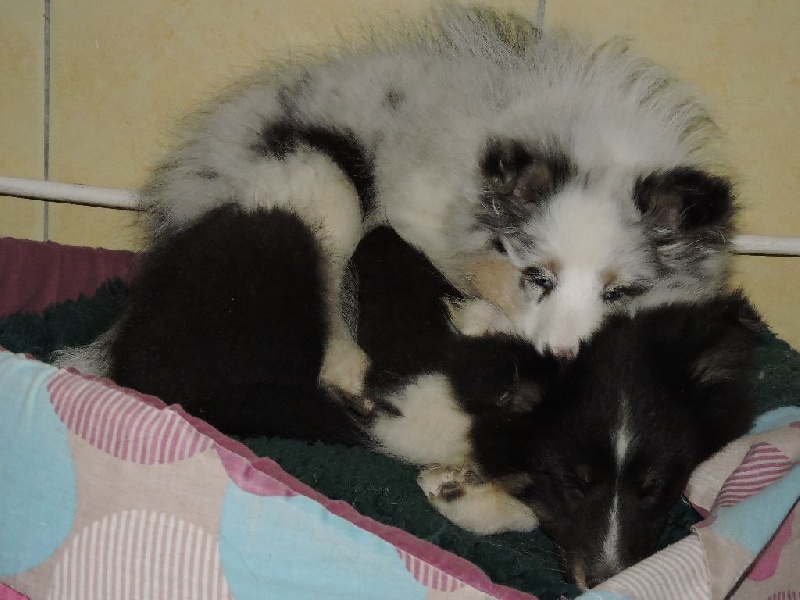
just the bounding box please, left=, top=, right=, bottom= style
left=562, top=465, right=593, bottom=503
left=638, top=471, right=668, bottom=504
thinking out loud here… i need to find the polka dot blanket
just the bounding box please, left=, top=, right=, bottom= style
left=1, top=347, right=798, bottom=599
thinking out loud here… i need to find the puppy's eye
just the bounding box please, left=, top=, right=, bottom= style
left=563, top=464, right=593, bottom=502
left=532, top=277, right=554, bottom=291
left=602, top=285, right=644, bottom=304
left=523, top=267, right=556, bottom=293
left=639, top=473, right=663, bottom=499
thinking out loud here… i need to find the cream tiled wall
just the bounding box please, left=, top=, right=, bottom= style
left=1, top=2, right=44, bottom=240
left=2, top=0, right=798, bottom=348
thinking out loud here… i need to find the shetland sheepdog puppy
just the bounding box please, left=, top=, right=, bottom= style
left=56, top=5, right=739, bottom=405
left=419, top=295, right=760, bottom=588
left=98, top=204, right=759, bottom=588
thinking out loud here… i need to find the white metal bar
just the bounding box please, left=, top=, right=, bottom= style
left=1, top=175, right=799, bottom=256
left=0, top=175, right=138, bottom=209
left=732, top=235, right=800, bottom=256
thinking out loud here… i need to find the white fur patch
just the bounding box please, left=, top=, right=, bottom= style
left=370, top=374, right=471, bottom=466
left=508, top=182, right=656, bottom=356
left=245, top=150, right=363, bottom=262
left=448, top=298, right=514, bottom=337
left=613, top=400, right=633, bottom=471
left=602, top=396, right=633, bottom=569
left=601, top=493, right=622, bottom=573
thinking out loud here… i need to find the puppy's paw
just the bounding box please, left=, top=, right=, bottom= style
left=417, top=465, right=538, bottom=535
left=417, top=464, right=483, bottom=502
left=448, top=297, right=513, bottom=337
left=320, top=334, right=370, bottom=398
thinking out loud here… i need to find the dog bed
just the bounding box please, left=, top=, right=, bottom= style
left=0, top=235, right=798, bottom=600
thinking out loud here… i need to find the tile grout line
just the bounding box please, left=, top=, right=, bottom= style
left=43, top=0, right=51, bottom=241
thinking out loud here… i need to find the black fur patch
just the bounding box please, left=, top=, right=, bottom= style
left=252, top=121, right=377, bottom=218
left=355, top=227, right=465, bottom=394
left=384, top=88, right=405, bottom=110
left=109, top=204, right=368, bottom=445
left=476, top=138, right=575, bottom=236
left=634, top=167, right=734, bottom=233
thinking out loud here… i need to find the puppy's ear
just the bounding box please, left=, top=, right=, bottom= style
left=687, top=292, right=763, bottom=387
left=660, top=292, right=762, bottom=451
left=498, top=348, right=561, bottom=414
left=634, top=167, right=734, bottom=232
left=479, top=139, right=573, bottom=226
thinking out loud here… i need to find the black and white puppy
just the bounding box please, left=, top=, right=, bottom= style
left=430, top=295, right=761, bottom=588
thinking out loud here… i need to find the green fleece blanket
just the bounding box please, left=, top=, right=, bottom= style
left=1, top=280, right=798, bottom=600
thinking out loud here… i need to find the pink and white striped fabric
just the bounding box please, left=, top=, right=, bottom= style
left=711, top=442, right=793, bottom=510
left=49, top=371, right=214, bottom=464
left=48, top=511, right=231, bottom=600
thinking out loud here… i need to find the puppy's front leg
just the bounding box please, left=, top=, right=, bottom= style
left=276, top=153, right=371, bottom=404
left=417, top=465, right=538, bottom=534
left=321, top=314, right=373, bottom=413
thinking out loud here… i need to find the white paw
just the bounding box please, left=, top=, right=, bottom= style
left=320, top=334, right=370, bottom=398
left=417, top=465, right=538, bottom=535
left=448, top=298, right=513, bottom=337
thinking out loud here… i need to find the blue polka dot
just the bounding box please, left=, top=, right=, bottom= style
left=0, top=353, right=76, bottom=576
left=750, top=406, right=800, bottom=435
left=219, top=481, right=426, bottom=600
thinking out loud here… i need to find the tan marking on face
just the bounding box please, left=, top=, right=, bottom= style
left=601, top=268, right=619, bottom=288
left=641, top=469, right=661, bottom=494
left=542, top=258, right=561, bottom=278
left=464, top=256, right=524, bottom=314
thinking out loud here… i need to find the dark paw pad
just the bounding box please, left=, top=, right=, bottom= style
left=437, top=481, right=466, bottom=502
